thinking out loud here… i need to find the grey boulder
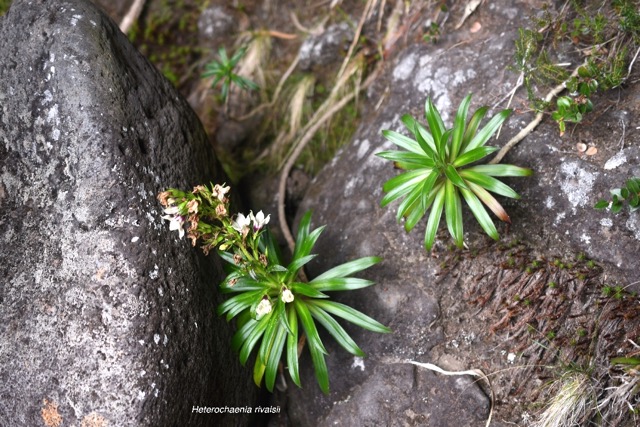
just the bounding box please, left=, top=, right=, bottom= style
left=0, top=1, right=258, bottom=426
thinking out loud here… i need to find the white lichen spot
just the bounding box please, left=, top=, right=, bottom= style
left=140, top=370, right=146, bottom=377
left=137, top=390, right=146, bottom=401
left=604, top=151, right=627, bottom=170
left=356, top=139, right=370, bottom=160
left=149, top=264, right=159, bottom=280
left=70, top=14, right=82, bottom=26
left=138, top=340, right=145, bottom=345
left=625, top=215, right=640, bottom=240
left=351, top=357, right=365, bottom=371
left=163, top=335, right=168, bottom=346
left=393, top=52, right=417, bottom=81
left=559, top=162, right=598, bottom=212
left=42, top=90, right=53, bottom=104
left=507, top=353, right=516, bottom=363
left=600, top=217, right=613, bottom=227
left=545, top=196, right=555, bottom=209
left=131, top=236, right=140, bottom=243
left=101, top=305, right=112, bottom=325
left=154, top=334, right=160, bottom=345
left=580, top=233, right=591, bottom=244
left=47, top=104, right=59, bottom=125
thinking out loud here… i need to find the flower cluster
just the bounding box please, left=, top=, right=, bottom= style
left=157, top=184, right=287, bottom=315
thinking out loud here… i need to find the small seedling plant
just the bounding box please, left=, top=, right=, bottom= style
left=378, top=94, right=532, bottom=251
left=202, top=47, right=259, bottom=113
left=158, top=184, right=389, bottom=393
left=595, top=177, right=640, bottom=213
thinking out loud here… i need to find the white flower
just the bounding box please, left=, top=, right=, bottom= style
left=231, top=213, right=251, bottom=232
left=161, top=206, right=185, bottom=239
left=250, top=210, right=271, bottom=231
left=213, top=184, right=231, bottom=202
left=162, top=213, right=185, bottom=239
left=281, top=287, right=294, bottom=303
left=255, top=297, right=273, bottom=319
left=162, top=205, right=180, bottom=216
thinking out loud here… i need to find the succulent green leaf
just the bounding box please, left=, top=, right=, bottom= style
left=594, top=200, right=609, bottom=209
left=461, top=106, right=488, bottom=152
left=286, top=307, right=301, bottom=387
left=381, top=170, right=430, bottom=207
left=381, top=130, right=423, bottom=154
left=467, top=181, right=511, bottom=223
left=264, top=321, right=287, bottom=392
left=295, top=300, right=329, bottom=393
left=451, top=146, right=498, bottom=168
left=403, top=115, right=438, bottom=158
left=308, top=304, right=365, bottom=357
left=218, top=290, right=264, bottom=319
left=403, top=171, right=440, bottom=231
left=444, top=180, right=464, bottom=248
left=376, top=151, right=435, bottom=168
left=312, top=256, right=381, bottom=281
left=424, top=185, right=445, bottom=251
left=308, top=300, right=391, bottom=334
left=231, top=317, right=259, bottom=352
left=464, top=164, right=533, bottom=177
left=444, top=165, right=470, bottom=190
left=258, top=228, right=283, bottom=265
left=290, top=282, right=329, bottom=298
left=253, top=358, right=267, bottom=388
left=397, top=179, right=427, bottom=223
left=450, top=94, right=472, bottom=160
left=459, top=187, right=499, bottom=240
left=425, top=97, right=446, bottom=142
left=437, top=129, right=453, bottom=164
left=287, top=254, right=317, bottom=275
left=259, top=301, right=283, bottom=363
left=459, top=170, right=520, bottom=199
left=220, top=275, right=263, bottom=294
left=463, top=109, right=511, bottom=153
left=239, top=313, right=271, bottom=365
left=309, top=277, right=375, bottom=292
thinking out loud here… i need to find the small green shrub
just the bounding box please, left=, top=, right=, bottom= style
left=595, top=177, right=640, bottom=213
left=157, top=184, right=389, bottom=393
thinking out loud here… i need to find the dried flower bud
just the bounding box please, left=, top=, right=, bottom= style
left=216, top=203, right=227, bottom=218
left=192, top=185, right=206, bottom=194
left=157, top=191, right=171, bottom=206
left=259, top=254, right=268, bottom=267
left=281, top=287, right=294, bottom=303
left=256, top=296, right=272, bottom=319
left=187, top=199, right=199, bottom=214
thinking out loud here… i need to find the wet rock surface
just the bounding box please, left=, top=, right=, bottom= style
left=0, top=1, right=258, bottom=426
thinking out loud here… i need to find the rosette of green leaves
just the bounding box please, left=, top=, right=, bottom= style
left=377, top=94, right=533, bottom=250
left=202, top=47, right=259, bottom=104
left=216, top=211, right=390, bottom=393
